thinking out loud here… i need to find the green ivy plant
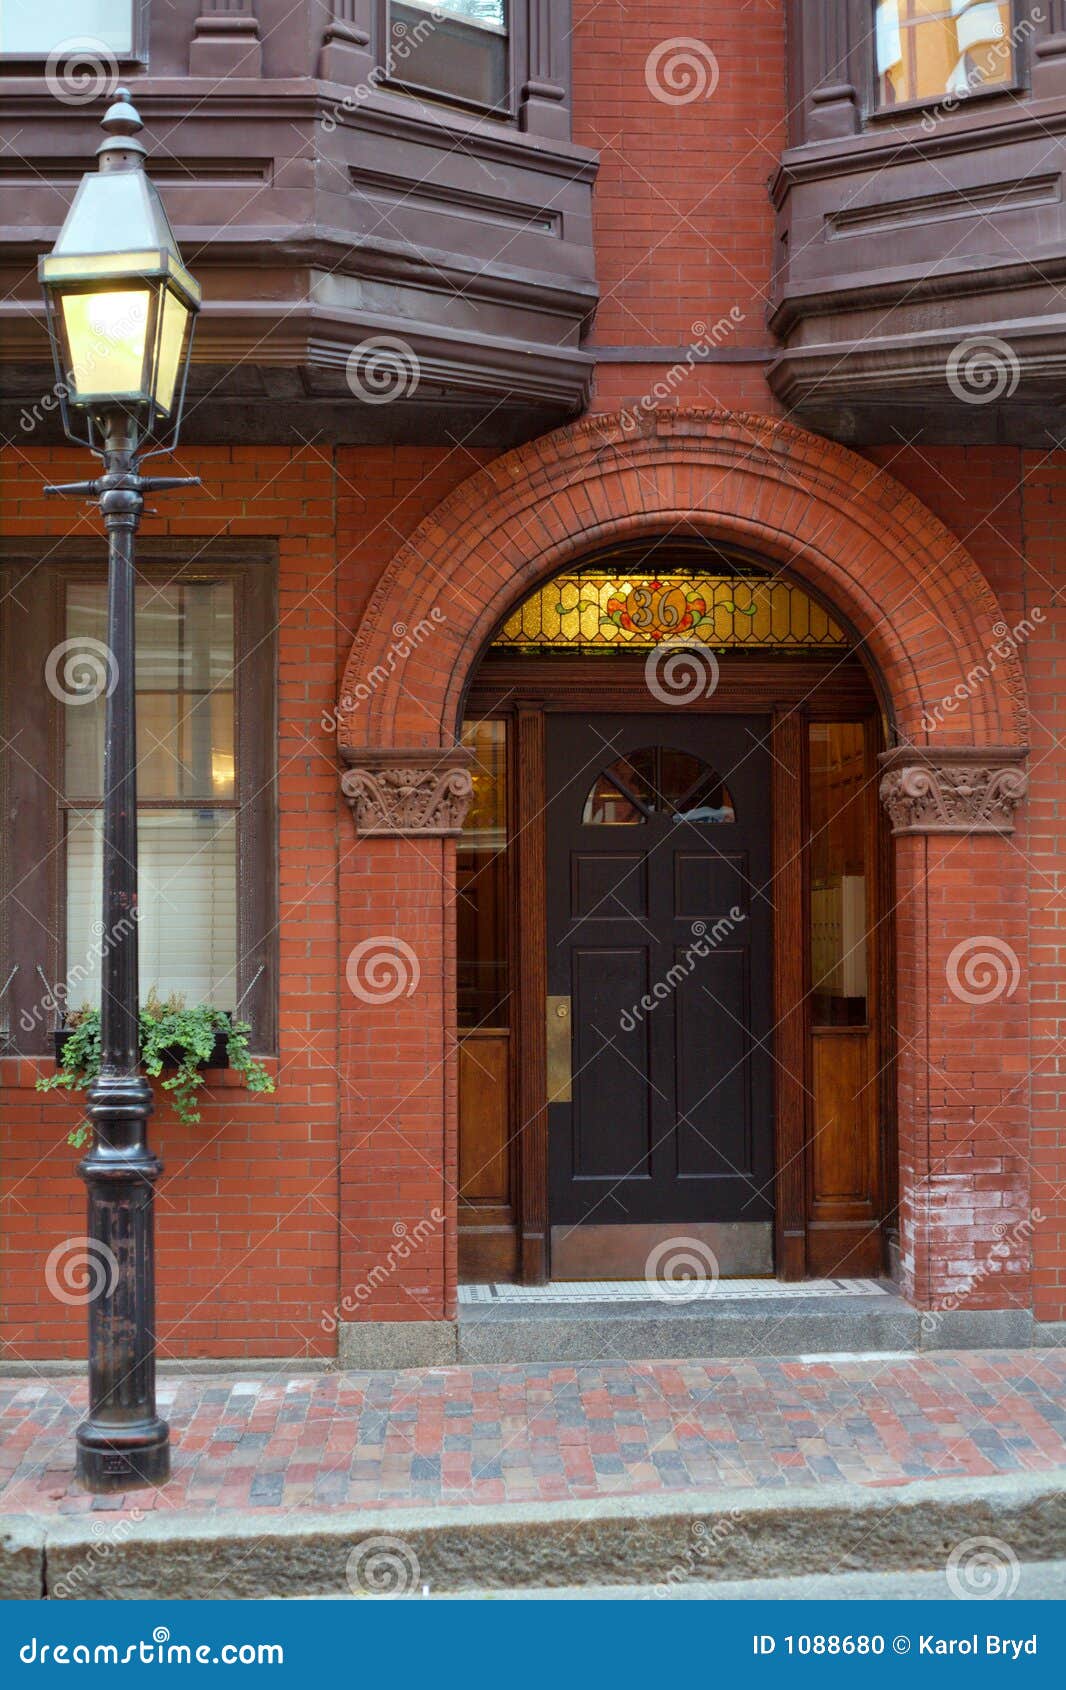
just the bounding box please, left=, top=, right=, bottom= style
left=38, top=990, right=275, bottom=1149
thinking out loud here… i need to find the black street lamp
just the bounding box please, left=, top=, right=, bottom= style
left=38, top=89, right=201, bottom=1492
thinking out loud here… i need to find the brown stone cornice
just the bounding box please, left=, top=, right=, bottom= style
left=340, top=748, right=474, bottom=838
left=878, top=746, right=1029, bottom=836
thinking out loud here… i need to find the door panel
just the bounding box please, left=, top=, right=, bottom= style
left=571, top=946, right=652, bottom=1180
left=547, top=715, right=773, bottom=1235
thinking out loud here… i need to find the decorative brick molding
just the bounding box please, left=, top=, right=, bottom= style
left=340, top=748, right=474, bottom=837
left=878, top=747, right=1029, bottom=836
left=336, top=409, right=1028, bottom=753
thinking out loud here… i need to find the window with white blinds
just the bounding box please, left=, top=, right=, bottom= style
left=62, top=579, right=240, bottom=1012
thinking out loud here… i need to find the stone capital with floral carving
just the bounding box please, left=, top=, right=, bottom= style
left=878, top=746, right=1028, bottom=836
left=341, top=747, right=474, bottom=837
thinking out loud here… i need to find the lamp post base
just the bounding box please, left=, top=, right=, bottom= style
left=75, top=1417, right=171, bottom=1491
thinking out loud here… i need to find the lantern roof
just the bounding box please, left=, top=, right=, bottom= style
left=39, top=90, right=201, bottom=308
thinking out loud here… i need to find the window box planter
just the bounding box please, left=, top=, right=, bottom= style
left=52, top=1026, right=231, bottom=1071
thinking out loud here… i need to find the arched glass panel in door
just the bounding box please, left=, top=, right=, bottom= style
left=581, top=745, right=735, bottom=826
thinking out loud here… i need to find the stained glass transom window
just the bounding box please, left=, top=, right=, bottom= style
left=492, top=567, right=848, bottom=653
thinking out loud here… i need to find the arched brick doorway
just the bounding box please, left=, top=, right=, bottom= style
left=334, top=411, right=1030, bottom=1357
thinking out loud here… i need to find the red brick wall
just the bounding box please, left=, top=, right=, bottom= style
left=4, top=0, right=1066, bottom=1352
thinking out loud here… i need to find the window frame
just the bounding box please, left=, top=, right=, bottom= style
left=375, top=0, right=520, bottom=120
left=0, top=540, right=277, bottom=1056
left=0, top=0, right=149, bottom=67
left=864, top=0, right=1028, bottom=122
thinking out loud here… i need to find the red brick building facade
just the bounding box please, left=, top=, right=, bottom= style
left=2, top=0, right=1064, bottom=1360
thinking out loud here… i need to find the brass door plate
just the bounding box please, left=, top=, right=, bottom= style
left=546, top=995, right=572, bottom=1102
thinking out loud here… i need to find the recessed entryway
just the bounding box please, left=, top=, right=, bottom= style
left=456, top=538, right=894, bottom=1290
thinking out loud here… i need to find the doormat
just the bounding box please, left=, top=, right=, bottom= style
left=459, top=1278, right=890, bottom=1304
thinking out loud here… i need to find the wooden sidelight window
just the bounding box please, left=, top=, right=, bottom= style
left=805, top=720, right=883, bottom=1276
left=0, top=548, right=276, bottom=1055
left=456, top=718, right=517, bottom=1278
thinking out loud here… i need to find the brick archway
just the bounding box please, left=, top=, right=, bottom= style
left=337, top=409, right=1026, bottom=754
left=334, top=411, right=1032, bottom=1356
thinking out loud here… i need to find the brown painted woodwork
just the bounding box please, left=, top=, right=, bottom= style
left=545, top=714, right=774, bottom=1238
left=772, top=2, right=1066, bottom=443
left=514, top=707, right=549, bottom=1282
left=770, top=709, right=808, bottom=1281
left=471, top=654, right=879, bottom=720
left=551, top=1221, right=772, bottom=1281
left=457, top=657, right=891, bottom=1284
left=807, top=1029, right=881, bottom=1275
left=0, top=1, right=597, bottom=446
left=0, top=539, right=277, bottom=1055
left=804, top=717, right=884, bottom=1276
left=457, top=1031, right=517, bottom=1280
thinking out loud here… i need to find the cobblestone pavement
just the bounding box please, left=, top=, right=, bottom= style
left=1, top=1349, right=1063, bottom=1517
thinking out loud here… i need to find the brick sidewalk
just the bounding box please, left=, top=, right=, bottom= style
left=1, top=1350, right=1064, bottom=1519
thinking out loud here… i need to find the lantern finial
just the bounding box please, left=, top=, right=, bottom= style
left=98, top=87, right=146, bottom=172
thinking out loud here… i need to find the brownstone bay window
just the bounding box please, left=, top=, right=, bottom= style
left=0, top=550, right=276, bottom=1055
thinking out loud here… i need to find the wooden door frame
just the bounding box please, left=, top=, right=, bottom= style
left=464, top=654, right=887, bottom=1284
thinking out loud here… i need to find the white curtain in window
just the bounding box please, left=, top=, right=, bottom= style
left=65, top=809, right=238, bottom=1011
left=875, top=2, right=903, bottom=74
left=0, top=1, right=134, bottom=54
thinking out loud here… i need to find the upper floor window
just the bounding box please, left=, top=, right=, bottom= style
left=0, top=0, right=134, bottom=56
left=875, top=0, right=1014, bottom=107
left=387, top=0, right=509, bottom=114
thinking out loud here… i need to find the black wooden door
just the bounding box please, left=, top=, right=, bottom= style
left=546, top=714, right=773, bottom=1229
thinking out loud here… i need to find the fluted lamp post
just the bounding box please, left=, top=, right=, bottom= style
left=39, top=89, right=201, bottom=1492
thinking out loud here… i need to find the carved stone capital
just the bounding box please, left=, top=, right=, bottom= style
left=878, top=747, right=1028, bottom=836
left=341, top=747, right=474, bottom=837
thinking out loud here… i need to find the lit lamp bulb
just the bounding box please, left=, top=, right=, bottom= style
left=86, top=291, right=148, bottom=346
